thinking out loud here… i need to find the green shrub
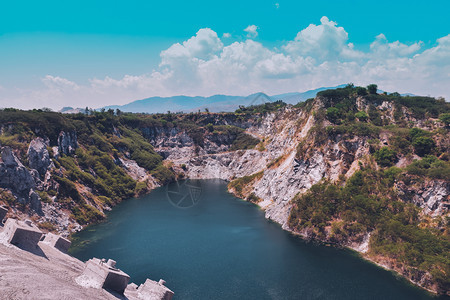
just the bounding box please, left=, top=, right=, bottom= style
left=412, top=136, right=435, bottom=156
left=228, top=172, right=263, bottom=195
left=439, top=113, right=450, bottom=127
left=374, top=147, right=397, bottom=167
left=355, top=111, right=368, bottom=122
left=134, top=181, right=148, bottom=196
left=230, top=133, right=259, bottom=150
left=367, top=84, right=378, bottom=95
left=356, top=87, right=368, bottom=96
left=246, top=193, right=261, bottom=204
left=326, top=107, right=340, bottom=123
left=54, top=176, right=82, bottom=203
left=406, top=156, right=450, bottom=180
left=151, top=165, right=175, bottom=185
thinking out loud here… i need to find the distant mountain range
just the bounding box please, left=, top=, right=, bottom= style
left=61, top=84, right=415, bottom=114
left=93, top=85, right=346, bottom=114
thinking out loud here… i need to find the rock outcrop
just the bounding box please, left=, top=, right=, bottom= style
left=0, top=147, right=42, bottom=213
left=396, top=178, right=450, bottom=216
left=27, top=137, right=55, bottom=177
left=57, top=131, right=78, bottom=155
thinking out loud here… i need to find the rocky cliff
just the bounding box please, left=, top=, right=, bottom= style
left=139, top=88, right=449, bottom=294
left=0, top=87, right=448, bottom=295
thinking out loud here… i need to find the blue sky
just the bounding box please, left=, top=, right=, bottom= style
left=0, top=0, right=449, bottom=109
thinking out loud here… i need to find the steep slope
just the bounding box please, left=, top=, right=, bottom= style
left=143, top=86, right=449, bottom=295
left=0, top=85, right=449, bottom=295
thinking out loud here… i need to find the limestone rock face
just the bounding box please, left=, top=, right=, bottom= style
left=0, top=147, right=42, bottom=214
left=27, top=137, right=55, bottom=177
left=396, top=179, right=449, bottom=216
left=58, top=131, right=78, bottom=155
left=141, top=124, right=251, bottom=160
left=0, top=147, right=36, bottom=194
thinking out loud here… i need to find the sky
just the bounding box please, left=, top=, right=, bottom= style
left=0, top=0, right=449, bottom=109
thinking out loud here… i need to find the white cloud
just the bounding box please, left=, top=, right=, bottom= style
left=370, top=33, right=422, bottom=58
left=161, top=28, right=223, bottom=63
left=223, top=33, right=231, bottom=38
left=284, top=16, right=363, bottom=61
left=1, top=17, right=449, bottom=110
left=275, top=3, right=280, bottom=9
left=42, top=75, right=79, bottom=91
left=244, top=25, right=259, bottom=38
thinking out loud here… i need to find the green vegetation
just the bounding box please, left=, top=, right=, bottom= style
left=406, top=155, right=450, bottom=181
left=317, top=84, right=449, bottom=120
left=37, top=221, right=56, bottom=232
left=246, top=193, right=261, bottom=204
left=230, top=133, right=259, bottom=150
left=367, top=84, right=378, bottom=95
left=439, top=113, right=450, bottom=127
left=228, top=171, right=264, bottom=196
left=374, top=147, right=397, bottom=167
left=0, top=188, right=16, bottom=205
left=409, top=127, right=435, bottom=156
left=288, top=168, right=449, bottom=292
left=355, top=111, right=368, bottom=122
left=235, top=100, right=286, bottom=114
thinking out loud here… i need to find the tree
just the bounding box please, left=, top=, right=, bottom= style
left=374, top=147, right=397, bottom=167
left=439, top=113, right=450, bottom=127
left=355, top=111, right=368, bottom=122
left=356, top=87, right=367, bottom=96
left=367, top=84, right=378, bottom=94
left=412, top=136, right=435, bottom=156
left=326, top=107, right=340, bottom=123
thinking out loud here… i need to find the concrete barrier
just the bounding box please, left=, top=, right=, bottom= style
left=80, top=258, right=130, bottom=294
left=2, top=219, right=43, bottom=249
left=43, top=232, right=71, bottom=253
left=137, top=278, right=174, bottom=300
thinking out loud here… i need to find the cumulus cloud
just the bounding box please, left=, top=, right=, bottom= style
left=370, top=34, right=422, bottom=58
left=223, top=33, right=231, bottom=38
left=284, top=16, right=363, bottom=61
left=244, top=25, right=259, bottom=38
left=0, top=17, right=449, bottom=109
left=161, top=28, right=223, bottom=63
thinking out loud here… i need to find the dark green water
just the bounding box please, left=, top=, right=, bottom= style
left=70, top=179, right=441, bottom=300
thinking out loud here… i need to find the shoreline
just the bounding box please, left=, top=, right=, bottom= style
left=70, top=177, right=445, bottom=297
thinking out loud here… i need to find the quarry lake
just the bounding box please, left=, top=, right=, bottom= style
left=70, top=179, right=438, bottom=300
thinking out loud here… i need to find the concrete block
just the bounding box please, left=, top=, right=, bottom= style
left=137, top=278, right=174, bottom=300
left=81, top=258, right=130, bottom=294
left=43, top=232, right=71, bottom=253
left=3, top=219, right=43, bottom=249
